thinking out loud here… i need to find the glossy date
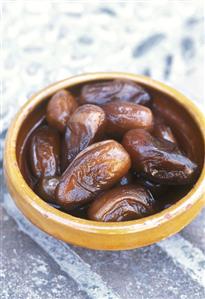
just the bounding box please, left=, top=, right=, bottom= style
left=153, top=118, right=177, bottom=144
left=56, top=140, right=131, bottom=210
left=35, top=177, right=59, bottom=203
left=80, top=79, right=151, bottom=106
left=87, top=185, right=155, bottom=222
left=61, top=104, right=106, bottom=170
left=29, top=126, right=61, bottom=178
left=46, top=89, right=78, bottom=132
left=122, top=129, right=197, bottom=185
left=102, top=101, right=153, bottom=136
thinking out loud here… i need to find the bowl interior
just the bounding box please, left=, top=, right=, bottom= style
left=16, top=75, right=205, bottom=222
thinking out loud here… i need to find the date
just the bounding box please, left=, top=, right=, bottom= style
left=29, top=126, right=61, bottom=178
left=35, top=177, right=59, bottom=203
left=153, top=118, right=177, bottom=144
left=122, top=129, right=197, bottom=185
left=87, top=185, right=155, bottom=222
left=102, top=101, right=153, bottom=136
left=153, top=99, right=200, bottom=162
left=80, top=79, right=151, bottom=106
left=61, top=104, right=106, bottom=170
left=56, top=140, right=131, bottom=210
left=46, top=89, right=78, bottom=132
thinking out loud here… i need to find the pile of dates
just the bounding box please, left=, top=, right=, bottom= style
left=26, top=79, right=198, bottom=222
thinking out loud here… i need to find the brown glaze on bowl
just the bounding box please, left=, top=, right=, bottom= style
left=4, top=72, right=205, bottom=250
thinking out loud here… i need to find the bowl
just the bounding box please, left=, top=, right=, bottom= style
left=4, top=72, right=205, bottom=250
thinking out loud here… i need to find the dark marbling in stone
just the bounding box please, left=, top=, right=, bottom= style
left=133, top=34, right=166, bottom=58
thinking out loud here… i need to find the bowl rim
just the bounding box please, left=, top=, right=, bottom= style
left=4, top=72, right=205, bottom=234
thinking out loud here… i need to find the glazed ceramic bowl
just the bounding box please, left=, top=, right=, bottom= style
left=4, top=73, right=205, bottom=250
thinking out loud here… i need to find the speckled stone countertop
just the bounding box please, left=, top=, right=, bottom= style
left=1, top=2, right=205, bottom=299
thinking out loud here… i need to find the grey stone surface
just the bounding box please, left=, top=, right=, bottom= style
left=1, top=207, right=88, bottom=299
left=1, top=1, right=205, bottom=299
left=72, top=238, right=205, bottom=299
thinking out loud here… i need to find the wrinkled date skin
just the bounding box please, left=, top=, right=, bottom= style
left=102, top=101, right=153, bottom=136
left=46, top=89, right=78, bottom=132
left=29, top=126, right=61, bottom=178
left=153, top=118, right=177, bottom=144
left=122, top=129, right=197, bottom=185
left=61, top=104, right=106, bottom=170
left=35, top=177, right=59, bottom=203
left=87, top=185, right=155, bottom=222
left=56, top=140, right=131, bottom=210
left=80, top=79, right=151, bottom=106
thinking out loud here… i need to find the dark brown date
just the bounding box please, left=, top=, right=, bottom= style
left=56, top=140, right=131, bottom=210
left=46, top=89, right=78, bottom=132
left=153, top=118, right=177, bottom=144
left=102, top=101, right=153, bottom=136
left=87, top=185, right=155, bottom=222
left=61, top=104, right=106, bottom=170
left=153, top=99, right=200, bottom=162
left=29, top=126, right=61, bottom=178
left=80, top=79, right=151, bottom=106
left=35, top=177, right=59, bottom=203
left=122, top=129, right=197, bottom=185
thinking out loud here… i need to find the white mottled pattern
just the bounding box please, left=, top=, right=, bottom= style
left=158, top=235, right=205, bottom=287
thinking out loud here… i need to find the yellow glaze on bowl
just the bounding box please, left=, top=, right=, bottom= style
left=4, top=73, right=205, bottom=250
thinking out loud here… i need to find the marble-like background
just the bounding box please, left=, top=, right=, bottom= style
left=1, top=1, right=205, bottom=299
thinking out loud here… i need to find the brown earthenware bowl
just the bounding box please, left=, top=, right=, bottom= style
left=4, top=73, right=205, bottom=250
